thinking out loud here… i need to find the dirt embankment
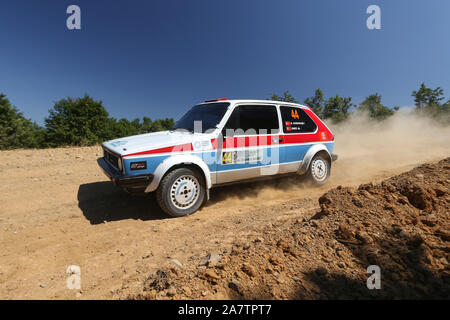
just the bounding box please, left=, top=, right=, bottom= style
left=126, top=158, right=450, bottom=299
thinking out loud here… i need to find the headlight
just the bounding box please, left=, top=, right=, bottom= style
left=118, top=157, right=123, bottom=172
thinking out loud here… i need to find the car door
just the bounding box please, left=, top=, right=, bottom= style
left=215, top=104, right=282, bottom=184
left=279, top=106, right=318, bottom=170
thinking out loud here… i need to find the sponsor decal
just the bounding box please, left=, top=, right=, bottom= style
left=320, top=131, right=328, bottom=141
left=222, top=149, right=263, bottom=165
left=291, top=109, right=300, bottom=119
left=287, top=122, right=306, bottom=131
left=192, top=140, right=212, bottom=151
left=130, top=161, right=147, bottom=170
left=110, top=140, right=128, bottom=147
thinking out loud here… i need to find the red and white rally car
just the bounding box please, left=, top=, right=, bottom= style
left=98, top=99, right=337, bottom=217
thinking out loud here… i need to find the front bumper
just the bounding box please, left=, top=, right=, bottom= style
left=97, top=158, right=153, bottom=189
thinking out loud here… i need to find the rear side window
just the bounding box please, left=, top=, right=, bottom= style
left=224, top=105, right=279, bottom=135
left=280, top=106, right=317, bottom=133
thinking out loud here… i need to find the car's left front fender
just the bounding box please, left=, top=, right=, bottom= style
left=145, top=154, right=212, bottom=192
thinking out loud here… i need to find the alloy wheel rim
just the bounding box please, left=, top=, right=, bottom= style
left=170, top=175, right=200, bottom=210
left=311, top=159, right=327, bottom=181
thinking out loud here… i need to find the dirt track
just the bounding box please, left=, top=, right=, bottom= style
left=1, top=114, right=449, bottom=299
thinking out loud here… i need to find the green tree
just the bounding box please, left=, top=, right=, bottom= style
left=100, top=116, right=175, bottom=141
left=323, top=95, right=353, bottom=123
left=304, top=88, right=324, bottom=117
left=0, top=93, right=44, bottom=149
left=150, top=118, right=175, bottom=132
left=358, top=93, right=394, bottom=120
left=45, top=95, right=110, bottom=146
left=270, top=91, right=298, bottom=103
left=412, top=83, right=445, bottom=109
left=412, top=83, right=450, bottom=122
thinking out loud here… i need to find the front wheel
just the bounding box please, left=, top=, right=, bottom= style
left=307, top=154, right=330, bottom=186
left=156, top=167, right=205, bottom=217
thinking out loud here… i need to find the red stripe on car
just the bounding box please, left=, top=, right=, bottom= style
left=123, top=143, right=193, bottom=157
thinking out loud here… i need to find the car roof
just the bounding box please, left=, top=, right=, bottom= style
left=201, top=99, right=308, bottom=108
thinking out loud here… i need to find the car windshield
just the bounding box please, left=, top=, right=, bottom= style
left=171, top=102, right=230, bottom=133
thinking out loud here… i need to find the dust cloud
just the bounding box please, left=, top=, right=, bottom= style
left=331, top=110, right=450, bottom=185
left=208, top=110, right=450, bottom=207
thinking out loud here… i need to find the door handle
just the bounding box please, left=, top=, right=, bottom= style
left=272, top=137, right=284, bottom=143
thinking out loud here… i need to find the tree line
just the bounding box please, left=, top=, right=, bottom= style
left=1, top=83, right=449, bottom=150
left=0, top=94, right=174, bottom=150
left=271, top=83, right=450, bottom=123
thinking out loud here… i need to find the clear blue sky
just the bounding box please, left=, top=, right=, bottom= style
left=1, top=0, right=449, bottom=124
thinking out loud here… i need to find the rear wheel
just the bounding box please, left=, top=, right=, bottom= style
left=307, top=154, right=330, bottom=186
left=156, top=167, right=205, bottom=217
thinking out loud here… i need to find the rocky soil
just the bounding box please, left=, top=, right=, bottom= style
left=125, top=158, right=450, bottom=299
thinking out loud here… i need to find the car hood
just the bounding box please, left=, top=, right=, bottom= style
left=102, top=131, right=215, bottom=157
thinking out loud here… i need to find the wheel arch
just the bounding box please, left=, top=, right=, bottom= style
left=145, top=155, right=212, bottom=192
left=298, top=144, right=332, bottom=174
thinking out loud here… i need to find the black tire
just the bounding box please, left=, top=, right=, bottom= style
left=156, top=167, right=206, bottom=217
left=306, top=154, right=330, bottom=186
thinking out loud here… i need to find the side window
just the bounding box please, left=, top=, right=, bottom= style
left=280, top=106, right=317, bottom=133
left=223, top=105, right=279, bottom=135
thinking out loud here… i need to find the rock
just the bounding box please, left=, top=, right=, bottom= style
left=169, top=259, right=183, bottom=269
left=434, top=187, right=446, bottom=197
left=269, top=255, right=281, bottom=265
left=167, top=287, right=177, bottom=297
left=352, top=198, right=363, bottom=208
left=254, top=237, right=264, bottom=243
left=40, top=283, right=46, bottom=288
left=207, top=253, right=221, bottom=267
left=152, top=227, right=158, bottom=232
left=421, top=214, right=437, bottom=227
left=205, top=269, right=220, bottom=280
left=202, top=290, right=208, bottom=296
left=142, top=251, right=153, bottom=259
left=228, top=279, right=241, bottom=293
left=241, top=263, right=256, bottom=277
left=199, top=253, right=221, bottom=267
left=336, top=223, right=354, bottom=241
left=181, top=286, right=191, bottom=296
left=356, top=231, right=373, bottom=244
left=315, top=267, right=328, bottom=275
left=169, top=267, right=180, bottom=276
left=276, top=275, right=286, bottom=284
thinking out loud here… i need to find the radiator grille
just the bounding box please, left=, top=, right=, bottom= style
left=104, top=149, right=119, bottom=169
